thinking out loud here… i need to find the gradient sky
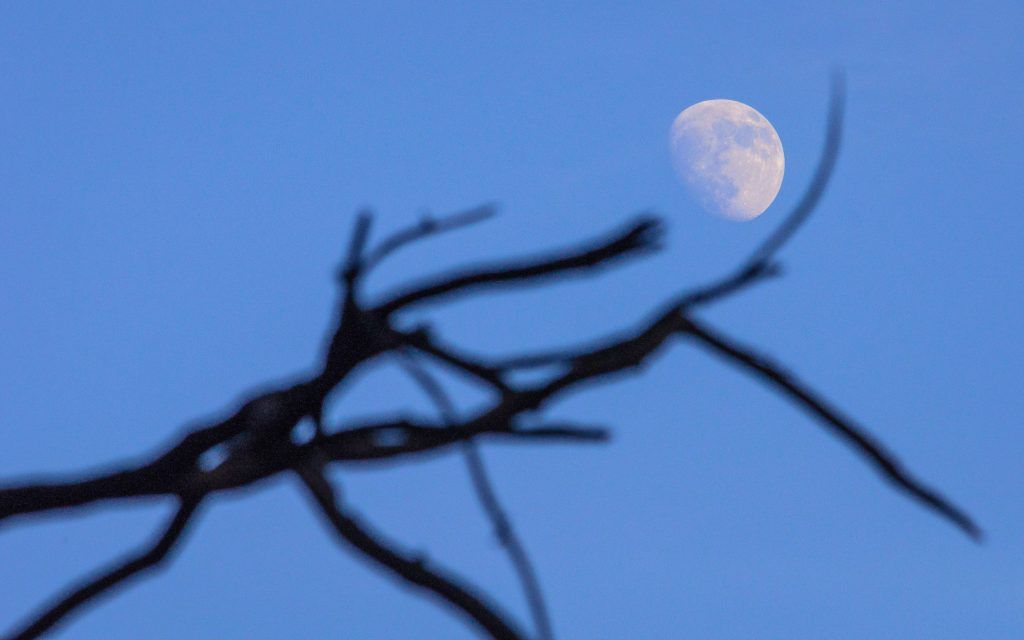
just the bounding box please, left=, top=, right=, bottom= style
left=2, top=3, right=1022, bottom=638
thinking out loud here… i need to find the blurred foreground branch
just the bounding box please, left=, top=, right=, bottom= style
left=1, top=74, right=978, bottom=640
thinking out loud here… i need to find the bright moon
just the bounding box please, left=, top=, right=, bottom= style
left=669, top=99, right=784, bottom=221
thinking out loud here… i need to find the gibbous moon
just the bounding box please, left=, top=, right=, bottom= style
left=669, top=99, right=784, bottom=221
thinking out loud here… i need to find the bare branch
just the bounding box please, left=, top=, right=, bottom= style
left=681, top=315, right=981, bottom=540
left=295, top=463, right=527, bottom=640
left=362, top=204, right=497, bottom=271
left=340, top=210, right=374, bottom=286
left=396, top=327, right=511, bottom=392
left=459, top=444, right=554, bottom=640
left=375, top=215, right=664, bottom=315
left=744, top=71, right=845, bottom=270
left=398, top=323, right=610, bottom=380
left=520, top=306, right=687, bottom=408
left=0, top=410, right=604, bottom=533
left=312, top=417, right=608, bottom=465
left=7, top=497, right=201, bottom=640
left=486, top=350, right=582, bottom=371
left=0, top=75, right=982, bottom=639
left=509, top=426, right=609, bottom=442
left=398, top=352, right=555, bottom=640
left=0, top=465, right=174, bottom=526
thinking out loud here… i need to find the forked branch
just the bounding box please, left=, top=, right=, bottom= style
left=2, top=73, right=979, bottom=640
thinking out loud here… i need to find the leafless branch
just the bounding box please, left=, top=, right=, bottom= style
left=744, top=71, right=846, bottom=270
left=680, top=315, right=981, bottom=539
left=1, top=75, right=980, bottom=640
left=8, top=497, right=201, bottom=640
left=374, top=215, right=664, bottom=315
left=295, top=461, right=527, bottom=640
left=398, top=352, right=555, bottom=640
left=361, top=204, right=497, bottom=272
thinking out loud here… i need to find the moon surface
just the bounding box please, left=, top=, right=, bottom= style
left=669, top=99, right=784, bottom=221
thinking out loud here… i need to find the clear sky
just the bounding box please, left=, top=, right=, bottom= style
left=1, top=2, right=1021, bottom=638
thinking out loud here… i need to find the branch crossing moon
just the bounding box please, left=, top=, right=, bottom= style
left=669, top=99, right=784, bottom=221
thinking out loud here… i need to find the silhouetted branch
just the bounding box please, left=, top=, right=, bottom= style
left=375, top=215, right=664, bottom=315
left=398, top=352, right=555, bottom=640
left=396, top=327, right=511, bottom=392
left=459, top=444, right=554, bottom=640
left=8, top=497, right=201, bottom=640
left=508, top=426, right=609, bottom=442
left=2, top=75, right=979, bottom=640
left=295, top=462, right=527, bottom=640
left=675, top=71, right=845, bottom=311
left=744, top=71, right=846, bottom=270
left=341, top=210, right=374, bottom=286
left=0, top=465, right=172, bottom=525
left=681, top=315, right=981, bottom=539
left=361, top=204, right=497, bottom=272
left=0, top=415, right=606, bottom=531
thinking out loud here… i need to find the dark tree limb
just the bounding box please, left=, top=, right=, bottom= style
left=681, top=315, right=981, bottom=539
left=295, top=462, right=527, bottom=640
left=398, top=352, right=555, bottom=640
left=0, top=464, right=173, bottom=525
left=743, top=71, right=846, bottom=270
left=395, top=327, right=511, bottom=392
left=1, top=75, right=980, bottom=640
left=7, top=497, right=201, bottom=640
left=459, top=444, right=553, bottom=640
left=375, top=216, right=664, bottom=315
left=341, top=209, right=374, bottom=287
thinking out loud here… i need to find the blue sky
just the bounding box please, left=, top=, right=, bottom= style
left=1, top=2, right=1021, bottom=638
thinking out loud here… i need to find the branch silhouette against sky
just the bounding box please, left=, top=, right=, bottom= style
left=0, top=74, right=979, bottom=640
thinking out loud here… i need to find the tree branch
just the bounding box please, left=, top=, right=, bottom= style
left=0, top=465, right=174, bottom=526
left=340, top=210, right=374, bottom=287
left=0, top=74, right=982, bottom=640
left=681, top=315, right=981, bottom=540
left=295, top=462, right=527, bottom=640
left=361, top=204, right=497, bottom=272
left=398, top=352, right=555, bottom=640
left=375, top=216, right=664, bottom=315
left=743, top=71, right=845, bottom=270
left=6, top=497, right=201, bottom=640
left=395, top=327, right=511, bottom=392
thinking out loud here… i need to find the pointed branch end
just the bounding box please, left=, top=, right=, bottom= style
left=339, top=210, right=375, bottom=284
left=619, top=214, right=667, bottom=255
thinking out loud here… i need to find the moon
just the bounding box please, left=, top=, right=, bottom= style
left=669, top=99, right=784, bottom=221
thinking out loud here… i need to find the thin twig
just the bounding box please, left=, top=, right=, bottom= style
left=675, top=71, right=845, bottom=310
left=744, top=71, right=845, bottom=270
left=459, top=445, right=554, bottom=640
left=403, top=325, right=590, bottom=373
left=341, top=210, right=374, bottom=285
left=396, top=327, right=511, bottom=392
left=397, top=352, right=555, bottom=640
left=362, top=204, right=497, bottom=271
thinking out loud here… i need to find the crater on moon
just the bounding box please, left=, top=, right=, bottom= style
left=669, top=99, right=784, bottom=221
